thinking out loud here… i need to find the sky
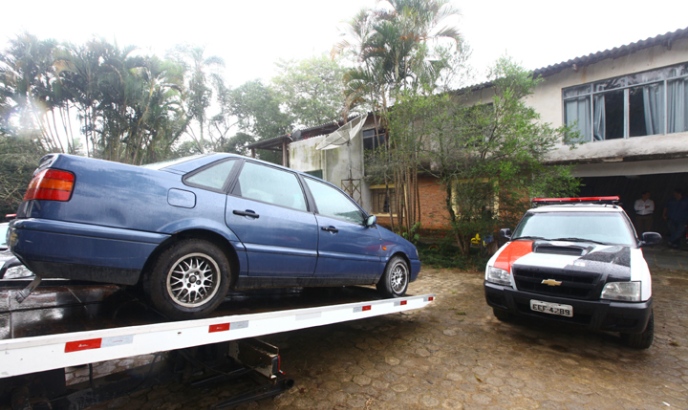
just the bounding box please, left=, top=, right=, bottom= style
left=2, top=0, right=687, bottom=87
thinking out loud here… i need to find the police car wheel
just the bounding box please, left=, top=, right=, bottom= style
left=493, top=308, right=512, bottom=322
left=621, top=310, right=654, bottom=349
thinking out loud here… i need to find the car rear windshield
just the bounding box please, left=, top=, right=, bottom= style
left=512, top=211, right=636, bottom=246
left=142, top=155, right=205, bottom=170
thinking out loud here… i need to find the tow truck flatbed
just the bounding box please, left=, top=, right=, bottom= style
left=0, top=280, right=434, bottom=378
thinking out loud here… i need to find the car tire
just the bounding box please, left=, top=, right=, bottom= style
left=146, top=239, right=231, bottom=320
left=493, top=308, right=512, bottom=322
left=621, top=310, right=654, bottom=349
left=376, top=256, right=409, bottom=297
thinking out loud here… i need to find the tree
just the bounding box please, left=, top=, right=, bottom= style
left=336, top=0, right=465, bottom=235
left=272, top=55, right=348, bottom=127
left=222, top=80, right=293, bottom=163
left=0, top=33, right=76, bottom=153
left=0, top=135, right=46, bottom=215
left=390, top=58, right=579, bottom=255
left=56, top=40, right=187, bottom=164
left=220, top=132, right=255, bottom=156
left=166, top=45, right=225, bottom=154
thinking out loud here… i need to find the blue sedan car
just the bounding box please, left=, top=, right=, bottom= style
left=9, top=153, right=421, bottom=319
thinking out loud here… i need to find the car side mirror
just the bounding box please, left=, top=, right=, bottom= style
left=499, top=228, right=512, bottom=240
left=640, top=231, right=662, bottom=247
left=365, top=215, right=377, bottom=227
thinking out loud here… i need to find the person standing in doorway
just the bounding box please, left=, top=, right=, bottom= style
left=634, top=191, right=655, bottom=235
left=662, top=188, right=688, bottom=249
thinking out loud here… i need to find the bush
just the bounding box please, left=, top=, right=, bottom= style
left=416, top=237, right=490, bottom=271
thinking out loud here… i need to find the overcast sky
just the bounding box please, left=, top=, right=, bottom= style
left=2, top=0, right=686, bottom=87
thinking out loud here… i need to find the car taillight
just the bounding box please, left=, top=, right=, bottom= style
left=24, top=169, right=75, bottom=201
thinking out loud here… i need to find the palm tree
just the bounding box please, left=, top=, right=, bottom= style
left=56, top=40, right=188, bottom=164
left=334, top=0, right=463, bottom=235
left=127, top=56, right=187, bottom=164
left=0, top=33, right=70, bottom=152
left=55, top=40, right=108, bottom=157
left=167, top=46, right=225, bottom=153
left=336, top=0, right=461, bottom=104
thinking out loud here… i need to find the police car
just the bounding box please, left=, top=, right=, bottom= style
left=484, top=197, right=662, bottom=349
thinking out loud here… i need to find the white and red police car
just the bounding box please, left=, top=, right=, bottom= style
left=484, top=197, right=662, bottom=349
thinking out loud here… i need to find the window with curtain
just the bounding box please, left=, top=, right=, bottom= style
left=563, top=62, right=688, bottom=143
left=668, top=77, right=688, bottom=133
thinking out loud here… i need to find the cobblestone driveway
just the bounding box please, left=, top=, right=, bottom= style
left=91, top=264, right=688, bottom=410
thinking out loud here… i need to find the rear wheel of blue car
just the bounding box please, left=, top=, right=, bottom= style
left=146, top=239, right=231, bottom=320
left=377, top=256, right=409, bottom=297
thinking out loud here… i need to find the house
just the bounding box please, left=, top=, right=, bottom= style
left=248, top=27, right=688, bottom=236
left=534, top=27, right=688, bottom=234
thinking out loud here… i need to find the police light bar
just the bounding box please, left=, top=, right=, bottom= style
left=532, top=196, right=620, bottom=205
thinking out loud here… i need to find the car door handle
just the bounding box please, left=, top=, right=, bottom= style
left=233, top=209, right=259, bottom=219
left=321, top=226, right=339, bottom=233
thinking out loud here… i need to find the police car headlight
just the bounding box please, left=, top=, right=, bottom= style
left=601, top=281, right=641, bottom=302
left=486, top=267, right=511, bottom=286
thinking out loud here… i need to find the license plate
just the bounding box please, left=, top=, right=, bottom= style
left=530, top=300, right=573, bottom=317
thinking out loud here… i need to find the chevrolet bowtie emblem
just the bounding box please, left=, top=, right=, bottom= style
left=541, top=279, right=563, bottom=286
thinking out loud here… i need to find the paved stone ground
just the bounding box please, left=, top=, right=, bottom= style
left=83, top=254, right=688, bottom=410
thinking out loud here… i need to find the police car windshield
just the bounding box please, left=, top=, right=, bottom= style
left=512, top=212, right=636, bottom=246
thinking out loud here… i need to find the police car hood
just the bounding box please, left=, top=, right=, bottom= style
left=491, top=239, right=648, bottom=282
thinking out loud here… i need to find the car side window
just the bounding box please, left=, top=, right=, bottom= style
left=234, top=162, right=308, bottom=211
left=185, top=159, right=237, bottom=191
left=304, top=177, right=364, bottom=224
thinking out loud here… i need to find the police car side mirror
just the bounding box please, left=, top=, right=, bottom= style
left=499, top=228, right=512, bottom=240
left=640, top=231, right=662, bottom=247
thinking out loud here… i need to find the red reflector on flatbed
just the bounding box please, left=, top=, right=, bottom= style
left=209, top=323, right=230, bottom=333
left=65, top=338, right=102, bottom=353
left=24, top=169, right=75, bottom=201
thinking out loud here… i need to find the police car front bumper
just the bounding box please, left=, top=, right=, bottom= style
left=484, top=281, right=653, bottom=334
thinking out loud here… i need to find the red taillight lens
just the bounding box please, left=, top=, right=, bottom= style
left=23, top=169, right=75, bottom=201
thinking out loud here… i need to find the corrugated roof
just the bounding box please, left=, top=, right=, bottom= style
left=460, top=26, right=688, bottom=92
left=247, top=114, right=364, bottom=150
left=250, top=27, right=688, bottom=149
left=532, top=26, right=688, bottom=78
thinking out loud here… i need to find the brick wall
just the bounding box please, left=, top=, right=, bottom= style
left=418, top=175, right=450, bottom=230
left=376, top=174, right=451, bottom=232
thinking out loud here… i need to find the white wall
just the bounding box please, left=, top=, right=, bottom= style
left=527, top=37, right=688, bottom=170
left=288, top=131, right=372, bottom=212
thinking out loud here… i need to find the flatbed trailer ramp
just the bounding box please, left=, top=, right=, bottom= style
left=0, top=280, right=434, bottom=408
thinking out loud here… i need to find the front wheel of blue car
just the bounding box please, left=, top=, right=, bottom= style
left=146, top=239, right=231, bottom=320
left=376, top=256, right=409, bottom=298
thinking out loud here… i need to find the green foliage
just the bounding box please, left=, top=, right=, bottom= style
left=336, top=0, right=464, bottom=102
left=227, top=80, right=292, bottom=140
left=0, top=135, right=46, bottom=215
left=220, top=132, right=256, bottom=156
left=272, top=56, right=347, bottom=127
left=415, top=236, right=489, bottom=271
left=384, top=58, right=579, bottom=255
left=399, top=222, right=421, bottom=244
left=337, top=0, right=466, bottom=235
left=225, top=80, right=293, bottom=164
